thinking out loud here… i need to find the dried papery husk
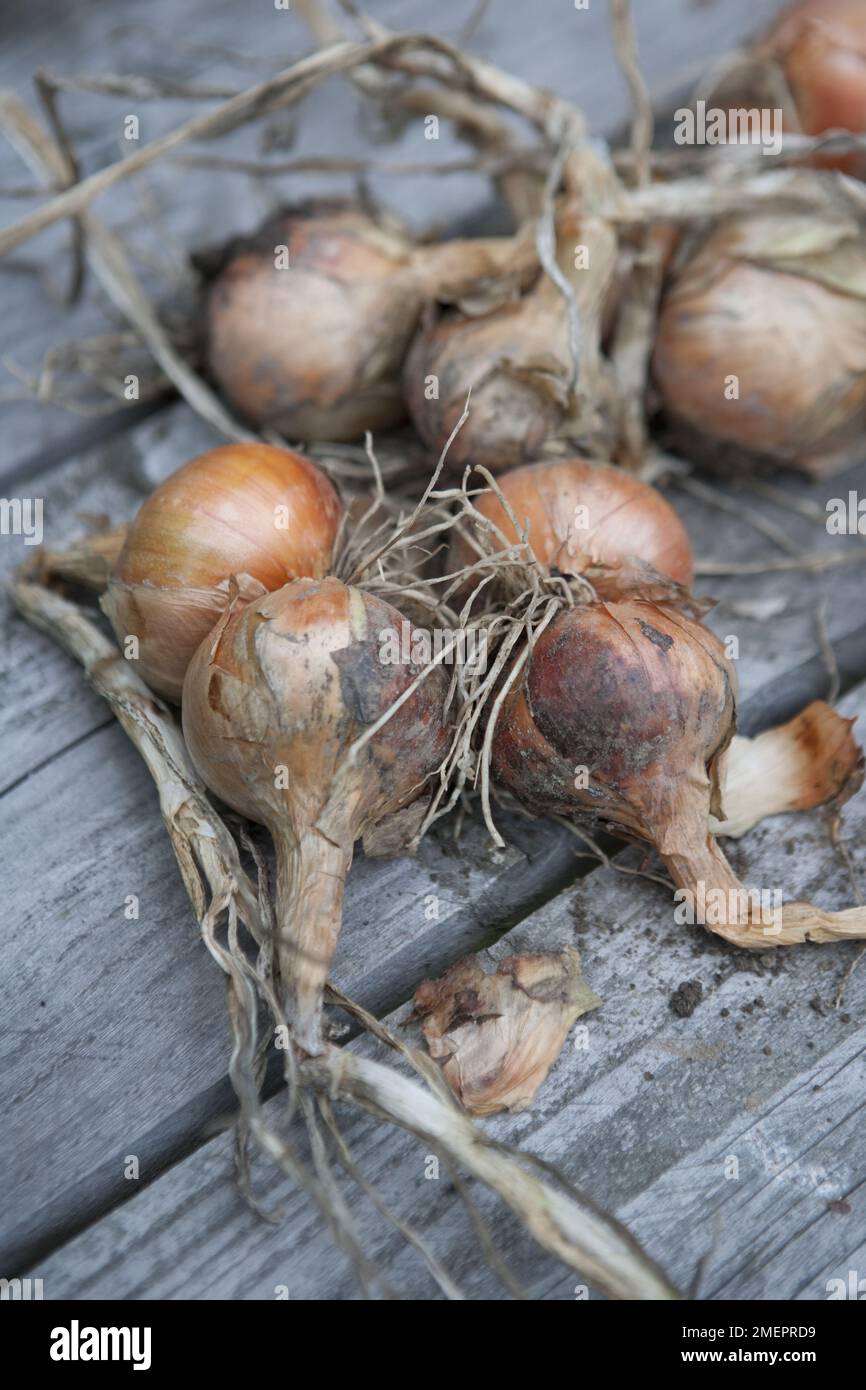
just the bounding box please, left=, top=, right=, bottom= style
left=652, top=210, right=866, bottom=476
left=489, top=596, right=866, bottom=949
left=447, top=457, right=694, bottom=611
left=182, top=575, right=451, bottom=1054
left=202, top=199, right=538, bottom=443
left=712, top=698, right=864, bottom=838
left=412, top=948, right=600, bottom=1116
left=102, top=442, right=341, bottom=702
left=404, top=202, right=619, bottom=472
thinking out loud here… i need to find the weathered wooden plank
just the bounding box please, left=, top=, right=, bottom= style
left=3, top=418, right=866, bottom=1276
left=28, top=682, right=866, bottom=1299
left=1, top=0, right=791, bottom=473
left=612, top=1035, right=866, bottom=1301
left=0, top=695, right=584, bottom=1274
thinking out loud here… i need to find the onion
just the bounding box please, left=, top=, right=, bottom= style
left=404, top=205, right=618, bottom=471
left=449, top=457, right=694, bottom=597
left=203, top=200, right=535, bottom=442
left=652, top=211, right=866, bottom=474
left=765, top=0, right=866, bottom=152
left=490, top=595, right=866, bottom=947
left=102, top=443, right=341, bottom=702
left=491, top=597, right=735, bottom=856
left=182, top=576, right=451, bottom=1052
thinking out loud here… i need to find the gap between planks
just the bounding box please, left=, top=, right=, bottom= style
left=4, top=402, right=866, bottom=1273
left=29, top=679, right=866, bottom=1300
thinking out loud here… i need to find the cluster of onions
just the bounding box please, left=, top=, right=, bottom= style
left=651, top=211, right=866, bottom=475
left=202, top=200, right=536, bottom=442
left=405, top=204, right=618, bottom=472
left=103, top=442, right=451, bottom=1052
left=761, top=0, right=866, bottom=170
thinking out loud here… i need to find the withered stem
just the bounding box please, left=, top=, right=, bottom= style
left=659, top=809, right=866, bottom=949
left=273, top=827, right=353, bottom=1057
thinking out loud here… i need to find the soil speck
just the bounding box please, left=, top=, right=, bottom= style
left=670, top=979, right=703, bottom=1018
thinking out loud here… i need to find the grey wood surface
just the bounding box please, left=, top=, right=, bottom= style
left=32, top=682, right=866, bottom=1300
left=2, top=0, right=863, bottom=1302
left=3, top=398, right=864, bottom=1275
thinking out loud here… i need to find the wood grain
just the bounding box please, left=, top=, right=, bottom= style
left=3, top=0, right=862, bottom=1302
left=30, top=681, right=866, bottom=1299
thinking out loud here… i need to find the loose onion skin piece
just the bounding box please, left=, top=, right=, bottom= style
left=102, top=443, right=341, bottom=702
left=448, top=457, right=694, bottom=594
left=204, top=201, right=536, bottom=443
left=182, top=576, right=451, bottom=1053
left=652, top=212, right=866, bottom=474
left=491, top=598, right=866, bottom=948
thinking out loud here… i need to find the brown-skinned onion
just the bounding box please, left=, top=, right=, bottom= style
left=102, top=443, right=341, bottom=702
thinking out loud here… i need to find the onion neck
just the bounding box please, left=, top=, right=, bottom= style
left=414, top=227, right=537, bottom=300
left=655, top=797, right=866, bottom=950
left=497, top=169, right=545, bottom=225
left=273, top=826, right=354, bottom=1055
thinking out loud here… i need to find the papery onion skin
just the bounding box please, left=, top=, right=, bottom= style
left=490, top=599, right=866, bottom=947
left=182, top=576, right=451, bottom=1053
left=448, top=457, right=694, bottom=593
left=404, top=207, right=617, bottom=472
left=766, top=0, right=866, bottom=144
left=490, top=599, right=736, bottom=853
left=204, top=201, right=536, bottom=443
left=103, top=443, right=341, bottom=702
left=651, top=213, right=866, bottom=473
